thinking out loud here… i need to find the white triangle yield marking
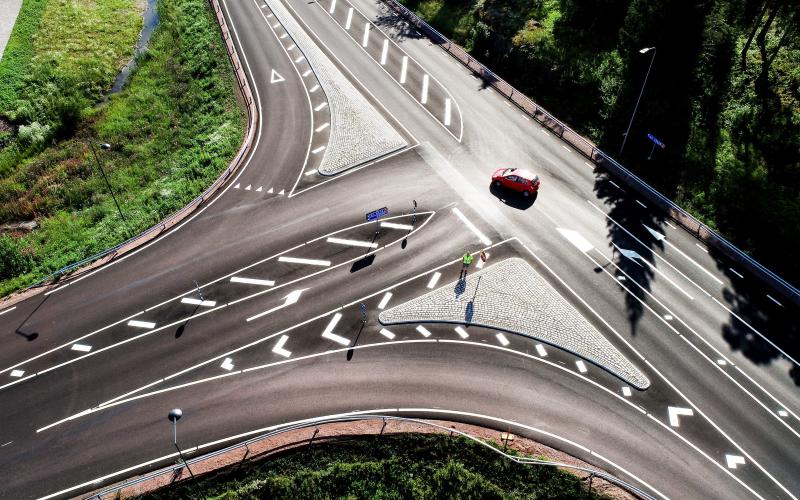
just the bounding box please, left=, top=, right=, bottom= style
left=267, top=187, right=274, bottom=194
left=270, top=69, right=285, bottom=83
left=272, top=335, right=292, bottom=357
left=667, top=406, right=694, bottom=427
left=278, top=189, right=285, bottom=196
left=245, top=184, right=251, bottom=190
left=256, top=186, right=262, bottom=192
left=233, top=183, right=240, bottom=189
left=725, top=454, right=745, bottom=469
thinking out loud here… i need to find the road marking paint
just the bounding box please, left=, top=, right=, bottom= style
left=496, top=333, right=510, bottom=346
left=523, top=116, right=530, bottom=121
left=314, top=102, right=328, bottom=111
left=0, top=306, right=16, bottom=316
left=321, top=313, right=350, bottom=345
left=535, top=344, right=547, bottom=357
left=311, top=145, right=326, bottom=154
left=328, top=0, right=335, bottom=13
left=315, top=122, right=329, bottom=132
left=304, top=169, right=317, bottom=176
left=220, top=358, right=234, bottom=371
left=256, top=186, right=262, bottom=192
left=345, top=7, right=353, bottom=29
left=128, top=320, right=155, bottom=329
left=0, top=441, right=11, bottom=447
left=556, top=228, right=594, bottom=253
left=664, top=220, right=676, bottom=229
left=272, top=22, right=280, bottom=28
left=778, top=410, right=788, bottom=417
left=635, top=199, right=647, bottom=209
left=181, top=298, right=217, bottom=307
left=455, top=326, right=469, bottom=339
left=266, top=12, right=272, bottom=16
left=622, top=386, right=632, bottom=397
left=71, top=343, right=92, bottom=353
left=326, top=237, right=378, bottom=248
left=561, top=145, right=571, bottom=153
left=10, top=369, right=24, bottom=378
left=230, top=277, right=275, bottom=286
left=726, top=455, right=745, bottom=469
left=444, top=98, right=452, bottom=126
left=267, top=187, right=274, bottom=193
left=427, top=272, right=441, bottom=289
left=279, top=33, right=288, bottom=39
left=377, top=292, right=392, bottom=309
left=575, top=360, right=587, bottom=373
left=246, top=290, right=305, bottom=322
left=416, top=325, right=432, bottom=337
left=643, top=223, right=724, bottom=286
left=361, top=23, right=370, bottom=47
left=272, top=335, right=292, bottom=357
left=617, top=274, right=626, bottom=281
left=302, top=69, right=312, bottom=77
left=309, top=84, right=320, bottom=93
left=245, top=184, right=251, bottom=190
left=399, top=56, right=408, bottom=84
left=717, top=359, right=727, bottom=365
left=278, top=256, right=331, bottom=266
left=269, top=69, right=285, bottom=83
left=766, top=294, right=783, bottom=307
left=421, top=74, right=429, bottom=104
left=584, top=162, right=592, bottom=168
left=286, top=43, right=295, bottom=50
left=379, top=328, right=395, bottom=339
left=504, top=101, right=511, bottom=108
left=540, top=129, right=549, bottom=136
left=615, top=245, right=694, bottom=300
left=729, top=268, right=743, bottom=279
left=380, top=39, right=388, bottom=65
left=694, top=243, right=708, bottom=253
left=663, top=314, right=673, bottom=320
left=294, top=55, right=304, bottom=63
left=380, top=221, right=413, bottom=230
left=278, top=189, right=285, bottom=195
left=233, top=183, right=240, bottom=189
left=475, top=257, right=485, bottom=269
left=667, top=406, right=694, bottom=427
left=452, top=207, right=492, bottom=245
left=609, top=180, right=622, bottom=189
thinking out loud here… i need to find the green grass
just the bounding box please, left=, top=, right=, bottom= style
left=0, top=0, right=48, bottom=112
left=0, top=0, right=244, bottom=296
left=138, top=433, right=606, bottom=499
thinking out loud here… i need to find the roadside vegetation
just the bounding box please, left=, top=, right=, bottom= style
left=0, top=0, right=244, bottom=296
left=401, top=0, right=799, bottom=283
left=139, top=433, right=607, bottom=499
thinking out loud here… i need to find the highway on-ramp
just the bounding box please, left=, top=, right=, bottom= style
left=0, top=0, right=798, bottom=498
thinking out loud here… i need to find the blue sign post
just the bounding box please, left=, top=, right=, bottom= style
left=646, top=133, right=666, bottom=160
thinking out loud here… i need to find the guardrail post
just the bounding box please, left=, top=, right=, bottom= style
left=379, top=417, right=387, bottom=436
left=309, top=426, right=320, bottom=446
left=588, top=472, right=594, bottom=494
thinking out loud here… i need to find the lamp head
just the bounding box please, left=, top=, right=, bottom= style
left=639, top=47, right=655, bottom=54
left=168, top=408, right=183, bottom=422
left=100, top=143, right=111, bottom=150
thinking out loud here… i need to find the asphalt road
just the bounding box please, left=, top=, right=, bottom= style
left=0, top=0, right=798, bottom=498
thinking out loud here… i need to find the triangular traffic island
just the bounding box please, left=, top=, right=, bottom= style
left=379, top=258, right=650, bottom=390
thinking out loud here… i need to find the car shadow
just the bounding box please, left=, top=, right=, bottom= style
left=489, top=183, right=537, bottom=210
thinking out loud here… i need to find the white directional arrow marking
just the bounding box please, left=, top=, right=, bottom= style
left=379, top=328, right=395, bottom=339
left=271, top=335, right=292, bottom=357
left=667, top=406, right=694, bottom=427
left=220, top=357, right=234, bottom=371
left=725, top=454, right=745, bottom=469
left=246, top=289, right=306, bottom=322
left=321, top=313, right=350, bottom=345
left=270, top=69, right=285, bottom=83
left=642, top=223, right=723, bottom=285
left=616, top=245, right=694, bottom=300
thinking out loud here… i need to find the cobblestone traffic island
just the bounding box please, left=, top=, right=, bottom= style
left=379, top=257, right=650, bottom=390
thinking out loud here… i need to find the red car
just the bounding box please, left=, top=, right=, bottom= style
left=491, top=168, right=540, bottom=196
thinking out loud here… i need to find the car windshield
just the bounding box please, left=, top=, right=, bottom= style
left=502, top=168, right=515, bottom=176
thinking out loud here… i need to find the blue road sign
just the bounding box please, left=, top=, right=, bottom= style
left=366, top=207, right=389, bottom=222
left=647, top=133, right=666, bottom=149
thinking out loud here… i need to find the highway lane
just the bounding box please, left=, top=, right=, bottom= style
left=1, top=0, right=798, bottom=497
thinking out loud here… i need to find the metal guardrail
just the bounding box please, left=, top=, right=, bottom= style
left=83, top=415, right=656, bottom=500
left=380, top=0, right=799, bottom=307
left=24, top=0, right=258, bottom=292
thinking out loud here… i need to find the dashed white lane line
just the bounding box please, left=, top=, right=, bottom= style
left=286, top=43, right=295, bottom=50
left=278, top=256, right=331, bottom=266
left=421, top=74, right=430, bottom=104
left=584, top=161, right=593, bottom=168
left=729, top=268, right=743, bottom=279
left=271, top=335, right=292, bottom=357
left=540, top=129, right=549, bottom=136
left=717, top=359, right=727, bottom=365
left=495, top=333, right=510, bottom=346
left=230, top=277, right=275, bottom=286
left=694, top=243, right=709, bottom=253
left=272, top=22, right=279, bottom=28
left=427, top=272, right=441, bottom=289
left=294, top=55, right=305, bottom=63
left=315, top=122, right=329, bottom=132
left=504, top=101, right=511, bottom=108
left=379, top=328, right=395, bottom=339
left=314, top=102, right=328, bottom=111
left=416, top=325, right=431, bottom=337
left=328, top=0, right=335, bottom=13
left=452, top=207, right=492, bottom=245
left=71, top=344, right=92, bottom=353
left=220, top=357, right=234, bottom=371
left=181, top=298, right=217, bottom=307
left=0, top=306, right=16, bottom=316
left=608, top=180, right=622, bottom=190
left=635, top=199, right=647, bottom=209
left=575, top=360, right=587, bottom=373
left=444, top=98, right=452, bottom=126
left=127, top=320, right=155, bottom=329
left=726, top=455, right=746, bottom=469
left=302, top=69, right=312, bottom=77
left=10, top=369, right=24, bottom=378
left=664, top=220, right=676, bottom=229
left=344, top=7, right=353, bottom=29
left=454, top=326, right=469, bottom=339
left=380, top=39, right=388, bottom=65
left=399, top=56, right=408, bottom=84
left=561, top=145, right=572, bottom=153
left=311, top=145, right=326, bottom=154
left=321, top=313, right=350, bottom=345
left=778, top=410, right=789, bottom=417
left=309, top=84, right=320, bottom=93
left=279, top=33, right=288, bottom=39
left=361, top=23, right=370, bottom=47
left=380, top=221, right=413, bottom=230
left=663, top=314, right=673, bottom=321
left=534, top=344, right=547, bottom=357
left=377, top=292, right=392, bottom=309
left=766, top=294, right=783, bottom=307
left=622, top=386, right=632, bottom=397
left=326, top=237, right=378, bottom=248
left=667, top=406, right=694, bottom=427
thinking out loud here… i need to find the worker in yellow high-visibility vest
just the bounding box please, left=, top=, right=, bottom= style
left=460, top=252, right=474, bottom=278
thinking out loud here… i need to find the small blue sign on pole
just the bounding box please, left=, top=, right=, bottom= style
left=647, top=133, right=666, bottom=149
left=366, top=207, right=389, bottom=222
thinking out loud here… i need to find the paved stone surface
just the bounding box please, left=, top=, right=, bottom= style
left=0, top=0, right=23, bottom=62
left=268, top=0, right=406, bottom=175
left=379, top=258, right=650, bottom=389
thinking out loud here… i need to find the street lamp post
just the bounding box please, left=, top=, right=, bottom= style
left=88, top=142, right=128, bottom=231
left=618, top=47, right=656, bottom=158
left=168, top=408, right=196, bottom=480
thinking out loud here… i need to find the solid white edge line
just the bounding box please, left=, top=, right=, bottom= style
left=0, top=306, right=16, bottom=316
